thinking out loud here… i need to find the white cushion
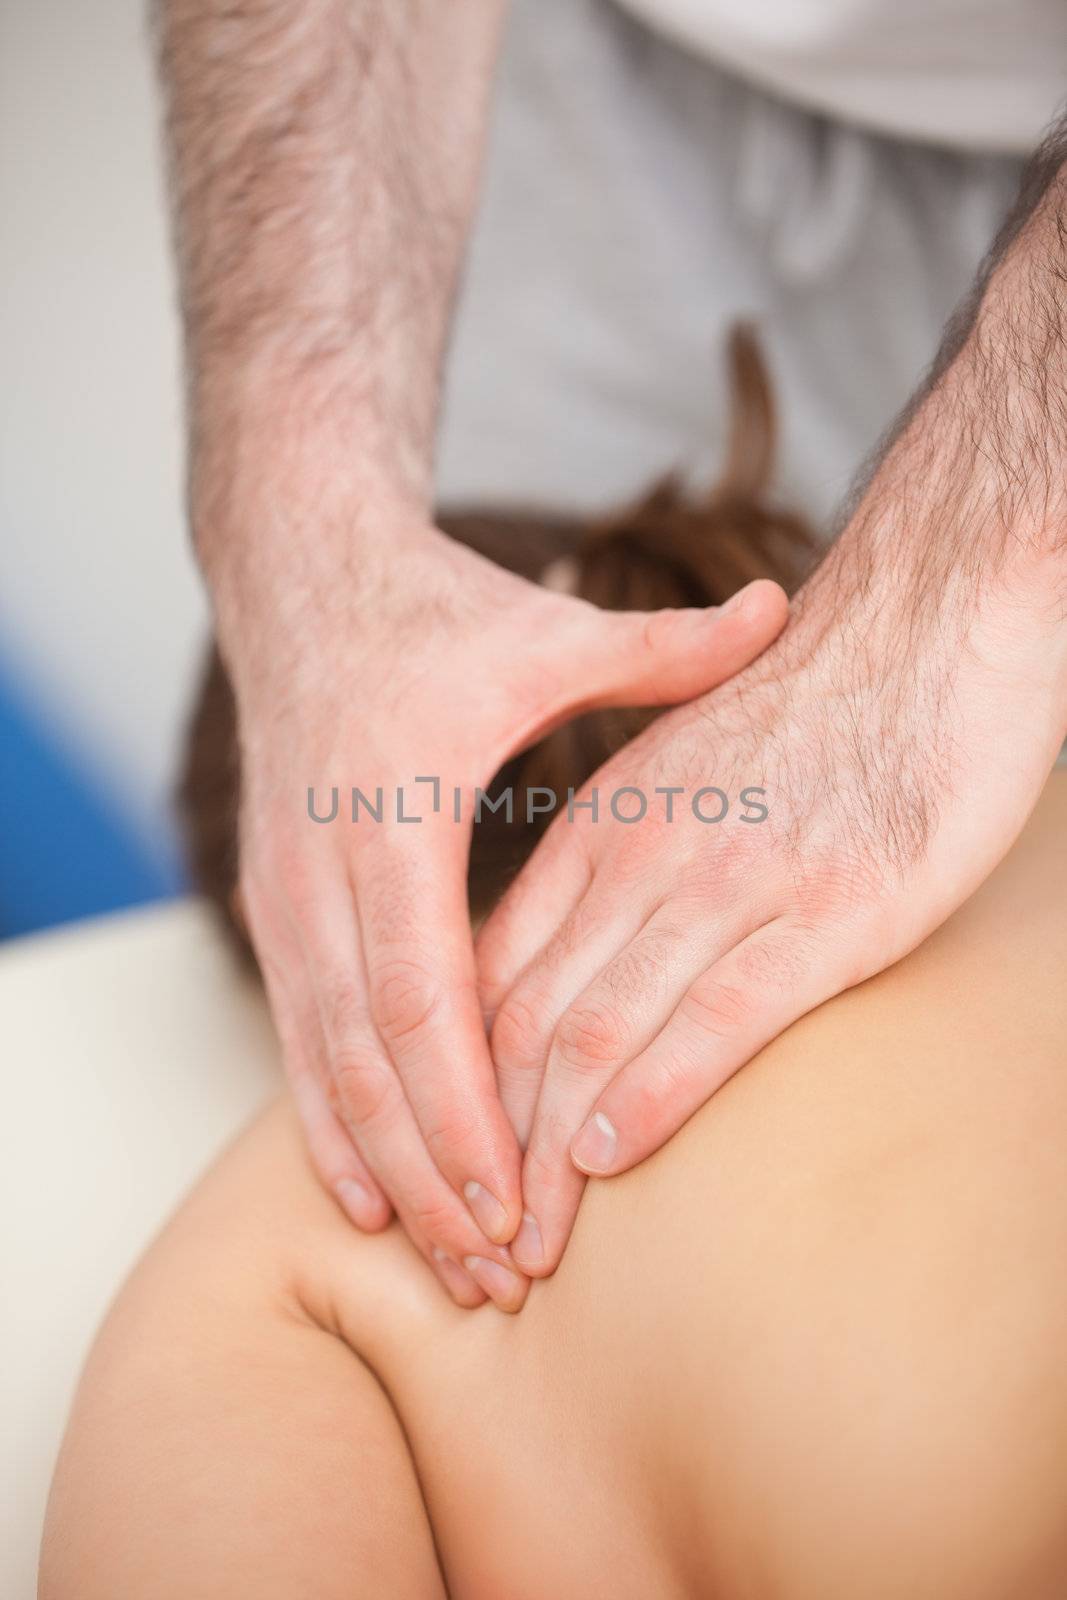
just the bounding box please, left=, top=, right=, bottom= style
left=1, top=900, right=280, bottom=1598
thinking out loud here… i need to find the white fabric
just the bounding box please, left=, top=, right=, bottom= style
left=1, top=903, right=279, bottom=1599
left=613, top=0, right=1067, bottom=153
left=439, top=0, right=1023, bottom=533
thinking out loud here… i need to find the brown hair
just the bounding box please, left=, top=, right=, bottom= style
left=178, top=326, right=816, bottom=960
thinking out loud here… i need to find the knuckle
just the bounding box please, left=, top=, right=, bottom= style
left=360, top=855, right=421, bottom=945
left=737, top=928, right=807, bottom=992
left=796, top=837, right=891, bottom=918
left=605, top=934, right=675, bottom=1010
left=322, top=976, right=369, bottom=1041
left=680, top=977, right=753, bottom=1040
left=523, top=1111, right=571, bottom=1190
left=682, top=831, right=751, bottom=898
left=332, top=1048, right=396, bottom=1128
left=626, top=1051, right=696, bottom=1133
left=420, top=1104, right=482, bottom=1168
left=369, top=957, right=442, bottom=1048
left=491, top=986, right=553, bottom=1073
left=409, top=1191, right=463, bottom=1245
left=605, top=824, right=659, bottom=889
left=554, top=1002, right=627, bottom=1074
left=523, top=1139, right=560, bottom=1198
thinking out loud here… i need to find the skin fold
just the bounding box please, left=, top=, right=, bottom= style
left=41, top=770, right=1067, bottom=1600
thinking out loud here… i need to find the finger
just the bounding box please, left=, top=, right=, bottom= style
left=570, top=917, right=837, bottom=1176
left=290, top=1063, right=393, bottom=1232
left=476, top=583, right=787, bottom=1036
left=298, top=875, right=529, bottom=1311
left=261, top=859, right=515, bottom=1310
left=426, top=1249, right=488, bottom=1308
left=323, top=988, right=526, bottom=1312
left=512, top=903, right=743, bottom=1273
left=248, top=899, right=392, bottom=1233
left=354, top=826, right=524, bottom=1244
left=489, top=881, right=658, bottom=1147
left=475, top=816, right=592, bottom=1029
left=554, top=579, right=788, bottom=714
left=289, top=1056, right=488, bottom=1310
left=263, top=935, right=483, bottom=1313
left=293, top=1020, right=492, bottom=1308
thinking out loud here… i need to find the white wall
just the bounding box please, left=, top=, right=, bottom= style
left=0, top=0, right=206, bottom=852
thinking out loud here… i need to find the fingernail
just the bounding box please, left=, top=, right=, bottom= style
left=337, top=1177, right=376, bottom=1227
left=512, top=1210, right=543, bottom=1269
left=432, top=1247, right=482, bottom=1305
left=463, top=1254, right=523, bottom=1309
left=463, top=1180, right=509, bottom=1242
left=571, top=1111, right=618, bottom=1174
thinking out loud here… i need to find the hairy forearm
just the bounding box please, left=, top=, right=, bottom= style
left=153, top=0, right=506, bottom=569
left=741, top=126, right=1067, bottom=877
left=796, top=117, right=1067, bottom=668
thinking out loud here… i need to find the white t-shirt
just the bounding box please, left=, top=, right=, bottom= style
left=614, top=0, right=1067, bottom=152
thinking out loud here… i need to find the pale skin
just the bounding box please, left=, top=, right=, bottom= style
left=156, top=0, right=1067, bottom=1292
left=155, top=0, right=787, bottom=1307
left=40, top=773, right=1067, bottom=1597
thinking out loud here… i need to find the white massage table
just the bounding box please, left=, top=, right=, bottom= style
left=2, top=902, right=280, bottom=1598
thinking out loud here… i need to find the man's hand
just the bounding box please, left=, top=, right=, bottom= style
left=480, top=138, right=1067, bottom=1281
left=152, top=0, right=785, bottom=1305
left=480, top=548, right=1065, bottom=1276
left=219, top=462, right=786, bottom=1306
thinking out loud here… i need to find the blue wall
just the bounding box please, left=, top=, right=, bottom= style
left=0, top=663, right=184, bottom=940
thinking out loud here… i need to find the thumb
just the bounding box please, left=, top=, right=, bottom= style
left=555, top=579, right=789, bottom=713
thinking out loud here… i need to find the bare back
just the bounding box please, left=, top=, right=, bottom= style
left=42, top=774, right=1067, bottom=1599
